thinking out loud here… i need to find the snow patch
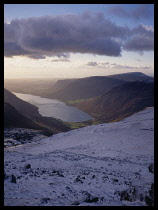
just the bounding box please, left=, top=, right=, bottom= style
left=4, top=108, right=154, bottom=206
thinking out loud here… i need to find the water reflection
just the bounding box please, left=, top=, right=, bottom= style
left=12, top=92, right=93, bottom=122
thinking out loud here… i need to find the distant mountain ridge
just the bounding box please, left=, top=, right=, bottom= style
left=42, top=72, right=154, bottom=101
left=107, top=72, right=154, bottom=82
left=45, top=76, right=126, bottom=101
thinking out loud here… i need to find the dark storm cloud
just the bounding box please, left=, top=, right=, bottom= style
left=123, top=24, right=154, bottom=53
left=123, top=35, right=154, bottom=52
left=4, top=12, right=154, bottom=59
left=4, top=13, right=125, bottom=58
left=107, top=4, right=153, bottom=20
left=4, top=42, right=29, bottom=57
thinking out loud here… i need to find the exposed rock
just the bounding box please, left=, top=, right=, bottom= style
left=119, top=186, right=137, bottom=202
left=148, top=163, right=154, bottom=174
left=71, top=201, right=80, bottom=205
left=113, top=178, right=119, bottom=182
left=120, top=190, right=130, bottom=201
left=56, top=171, right=64, bottom=177
left=145, top=183, right=154, bottom=206
left=83, top=191, right=99, bottom=203
left=74, top=175, right=83, bottom=183
left=40, top=197, right=50, bottom=204
left=145, top=195, right=153, bottom=206
left=11, top=174, right=16, bottom=183
left=25, top=164, right=31, bottom=169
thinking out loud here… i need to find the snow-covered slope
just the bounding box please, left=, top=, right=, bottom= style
left=4, top=107, right=154, bottom=206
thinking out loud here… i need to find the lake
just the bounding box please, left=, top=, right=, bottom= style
left=12, top=92, right=93, bottom=122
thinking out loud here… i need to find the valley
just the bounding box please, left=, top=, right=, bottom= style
left=4, top=72, right=154, bottom=126
left=12, top=92, right=93, bottom=122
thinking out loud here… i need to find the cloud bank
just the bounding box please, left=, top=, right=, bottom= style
left=123, top=24, right=154, bottom=53
left=86, top=61, right=152, bottom=70
left=4, top=12, right=154, bottom=59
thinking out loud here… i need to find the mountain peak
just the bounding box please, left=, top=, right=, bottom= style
left=107, top=72, right=153, bottom=82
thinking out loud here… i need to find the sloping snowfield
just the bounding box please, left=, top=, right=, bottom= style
left=4, top=107, right=154, bottom=206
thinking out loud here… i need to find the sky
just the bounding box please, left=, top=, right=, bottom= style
left=4, top=4, right=154, bottom=79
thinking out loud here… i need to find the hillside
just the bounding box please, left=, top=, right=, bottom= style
left=107, top=72, right=154, bottom=82
left=4, top=89, right=71, bottom=134
left=45, top=76, right=126, bottom=101
left=4, top=103, right=44, bottom=130
left=4, top=108, right=154, bottom=206
left=4, top=88, right=40, bottom=118
left=51, top=78, right=77, bottom=92
left=36, top=72, right=154, bottom=102
left=75, top=81, right=154, bottom=122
